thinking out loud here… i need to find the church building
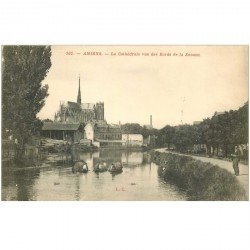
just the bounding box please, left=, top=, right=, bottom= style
left=54, top=76, right=105, bottom=124
left=42, top=76, right=142, bottom=147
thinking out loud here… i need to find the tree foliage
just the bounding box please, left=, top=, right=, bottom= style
left=121, top=123, right=158, bottom=138
left=157, top=102, right=248, bottom=157
left=2, top=46, right=52, bottom=158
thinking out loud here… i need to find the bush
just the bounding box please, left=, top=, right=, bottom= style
left=153, top=151, right=247, bottom=201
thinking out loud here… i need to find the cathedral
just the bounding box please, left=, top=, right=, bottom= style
left=54, top=77, right=105, bottom=124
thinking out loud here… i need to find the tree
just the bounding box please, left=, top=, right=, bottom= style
left=2, top=46, right=52, bottom=159
left=235, top=102, right=248, bottom=144
left=155, top=102, right=248, bottom=156
left=200, top=105, right=248, bottom=157
left=157, top=125, right=175, bottom=148
left=121, top=123, right=142, bottom=134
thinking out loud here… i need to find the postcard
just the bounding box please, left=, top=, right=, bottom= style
left=1, top=45, right=248, bottom=201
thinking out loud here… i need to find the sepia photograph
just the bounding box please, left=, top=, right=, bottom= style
left=1, top=45, right=248, bottom=201
left=1, top=1, right=250, bottom=250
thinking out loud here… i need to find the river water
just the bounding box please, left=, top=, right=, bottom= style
left=2, top=149, right=186, bottom=201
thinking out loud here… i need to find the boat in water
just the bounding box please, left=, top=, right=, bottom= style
left=93, top=162, right=108, bottom=173
left=108, top=162, right=123, bottom=174
left=72, top=161, right=89, bottom=173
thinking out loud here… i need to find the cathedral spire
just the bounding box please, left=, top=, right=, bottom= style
left=77, top=75, right=81, bottom=104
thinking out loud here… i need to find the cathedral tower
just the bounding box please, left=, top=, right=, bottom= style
left=95, top=102, right=105, bottom=121
left=77, top=76, right=81, bottom=104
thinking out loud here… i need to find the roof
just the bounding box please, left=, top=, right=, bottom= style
left=42, top=122, right=81, bottom=131
left=193, top=121, right=202, bottom=125
left=81, top=103, right=95, bottom=110
left=67, top=101, right=81, bottom=109
left=122, top=134, right=143, bottom=137
left=214, top=111, right=226, bottom=116
left=109, top=123, right=120, bottom=128
left=95, top=120, right=107, bottom=126
left=63, top=101, right=95, bottom=110
left=95, top=124, right=122, bottom=133
left=84, top=122, right=95, bottom=129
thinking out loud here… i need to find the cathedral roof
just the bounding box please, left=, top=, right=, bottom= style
left=81, top=103, right=95, bottom=110
left=42, top=122, right=81, bottom=131
left=65, top=101, right=95, bottom=111
left=67, top=101, right=81, bottom=109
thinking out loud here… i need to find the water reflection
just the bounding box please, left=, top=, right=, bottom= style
left=2, top=166, right=40, bottom=201
left=2, top=149, right=186, bottom=201
left=122, top=152, right=143, bottom=165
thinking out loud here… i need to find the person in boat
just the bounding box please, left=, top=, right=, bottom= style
left=84, top=163, right=88, bottom=171
left=95, top=163, right=100, bottom=171
left=110, top=163, right=115, bottom=171
left=72, top=161, right=88, bottom=173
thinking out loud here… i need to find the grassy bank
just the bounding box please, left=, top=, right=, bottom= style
left=152, top=151, right=247, bottom=201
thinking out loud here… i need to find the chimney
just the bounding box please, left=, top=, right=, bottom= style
left=150, top=115, right=152, bottom=127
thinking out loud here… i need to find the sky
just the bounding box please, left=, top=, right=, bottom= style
left=38, top=46, right=248, bottom=129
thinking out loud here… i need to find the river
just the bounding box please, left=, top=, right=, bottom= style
left=2, top=149, right=186, bottom=201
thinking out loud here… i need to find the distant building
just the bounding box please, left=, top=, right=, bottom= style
left=83, top=122, right=144, bottom=148
left=84, top=122, right=95, bottom=141
left=122, top=134, right=143, bottom=146
left=43, top=76, right=145, bottom=147
left=214, top=111, right=226, bottom=117
left=41, top=123, right=84, bottom=142
left=95, top=123, right=122, bottom=141
left=193, top=121, right=202, bottom=125
left=54, top=76, right=105, bottom=124
left=83, top=122, right=122, bottom=147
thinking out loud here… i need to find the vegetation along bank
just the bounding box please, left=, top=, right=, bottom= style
left=152, top=151, right=247, bottom=201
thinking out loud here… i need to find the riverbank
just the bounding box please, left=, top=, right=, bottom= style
left=2, top=137, right=99, bottom=166
left=152, top=150, right=248, bottom=201
left=156, top=148, right=249, bottom=197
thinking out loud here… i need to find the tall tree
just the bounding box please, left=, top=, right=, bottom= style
left=2, top=46, right=52, bottom=159
left=236, top=102, right=248, bottom=144
left=121, top=123, right=143, bottom=134
left=157, top=125, right=175, bottom=148
left=172, top=125, right=197, bottom=152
